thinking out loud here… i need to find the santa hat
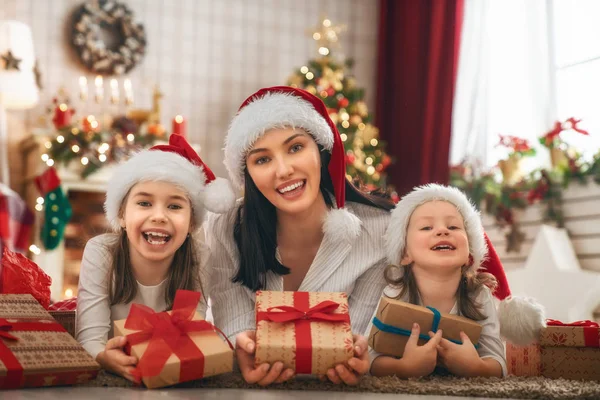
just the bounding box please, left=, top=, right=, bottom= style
left=224, top=86, right=361, bottom=240
left=105, top=133, right=235, bottom=231
left=384, top=184, right=545, bottom=345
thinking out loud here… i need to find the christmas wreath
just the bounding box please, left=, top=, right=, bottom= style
left=71, top=0, right=146, bottom=75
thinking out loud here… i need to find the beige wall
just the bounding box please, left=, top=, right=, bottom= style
left=1, top=0, right=380, bottom=192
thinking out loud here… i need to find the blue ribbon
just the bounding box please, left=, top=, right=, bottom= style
left=372, top=305, right=477, bottom=347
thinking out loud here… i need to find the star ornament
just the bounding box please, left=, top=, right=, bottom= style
left=307, top=16, right=346, bottom=56
left=1, top=50, right=22, bottom=71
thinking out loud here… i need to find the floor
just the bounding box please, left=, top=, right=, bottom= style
left=1, top=387, right=518, bottom=400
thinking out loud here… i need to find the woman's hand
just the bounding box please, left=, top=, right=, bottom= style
left=95, top=336, right=139, bottom=382
left=235, top=330, right=295, bottom=386
left=321, top=334, right=370, bottom=385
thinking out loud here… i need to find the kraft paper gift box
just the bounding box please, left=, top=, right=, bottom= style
left=0, top=294, right=99, bottom=389
left=255, top=291, right=354, bottom=375
left=368, top=296, right=482, bottom=358
left=49, top=310, right=76, bottom=338
left=113, top=290, right=233, bottom=389
left=507, top=320, right=600, bottom=380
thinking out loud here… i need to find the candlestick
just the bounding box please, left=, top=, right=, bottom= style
left=79, top=76, right=88, bottom=102
left=94, top=75, right=104, bottom=103
left=123, top=78, right=133, bottom=105
left=172, top=115, right=186, bottom=138
left=110, top=78, right=119, bottom=105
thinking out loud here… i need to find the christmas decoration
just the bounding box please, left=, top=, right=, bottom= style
left=1, top=50, right=21, bottom=70
left=496, top=135, right=536, bottom=185
left=71, top=0, right=146, bottom=75
left=34, top=167, right=72, bottom=250
left=286, top=16, right=390, bottom=188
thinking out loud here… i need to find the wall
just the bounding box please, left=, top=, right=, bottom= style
left=1, top=0, right=380, bottom=190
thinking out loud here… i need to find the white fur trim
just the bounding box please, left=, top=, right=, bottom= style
left=323, top=208, right=362, bottom=243
left=498, top=296, right=546, bottom=345
left=202, top=177, right=237, bottom=214
left=384, top=184, right=487, bottom=272
left=225, top=91, right=333, bottom=188
left=104, top=150, right=207, bottom=231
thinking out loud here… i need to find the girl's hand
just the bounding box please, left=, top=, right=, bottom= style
left=235, top=330, right=294, bottom=386
left=96, top=336, right=139, bottom=383
left=400, top=323, right=442, bottom=378
left=432, top=331, right=482, bottom=376
left=321, top=334, right=369, bottom=385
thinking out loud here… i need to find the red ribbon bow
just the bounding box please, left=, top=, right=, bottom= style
left=546, top=319, right=599, bottom=348
left=256, top=292, right=350, bottom=374
left=0, top=319, right=18, bottom=341
left=124, top=290, right=232, bottom=382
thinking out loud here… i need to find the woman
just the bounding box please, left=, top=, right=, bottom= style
left=207, top=86, right=394, bottom=386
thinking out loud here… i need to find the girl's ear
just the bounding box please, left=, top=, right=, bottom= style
left=400, top=251, right=413, bottom=266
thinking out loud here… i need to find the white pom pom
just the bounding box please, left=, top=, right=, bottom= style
left=203, top=177, right=237, bottom=214
left=498, top=296, right=546, bottom=345
left=323, top=208, right=362, bottom=242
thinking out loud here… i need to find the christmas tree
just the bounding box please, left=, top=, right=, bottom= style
left=286, top=17, right=391, bottom=189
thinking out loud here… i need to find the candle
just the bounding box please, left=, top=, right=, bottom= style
left=52, top=103, right=73, bottom=129
left=94, top=75, right=104, bottom=103
left=110, top=78, right=119, bottom=104
left=79, top=76, right=88, bottom=101
left=123, top=78, right=133, bottom=105
left=172, top=115, right=186, bottom=137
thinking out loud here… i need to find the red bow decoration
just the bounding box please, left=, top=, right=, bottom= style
left=124, top=290, right=232, bottom=381
left=547, top=319, right=599, bottom=327
left=261, top=300, right=351, bottom=324
left=0, top=319, right=18, bottom=341
left=546, top=319, right=599, bottom=348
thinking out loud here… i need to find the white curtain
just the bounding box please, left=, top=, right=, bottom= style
left=451, top=0, right=558, bottom=171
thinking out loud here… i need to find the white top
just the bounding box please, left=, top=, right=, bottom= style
left=367, top=285, right=507, bottom=376
left=76, top=233, right=208, bottom=359
left=206, top=201, right=391, bottom=343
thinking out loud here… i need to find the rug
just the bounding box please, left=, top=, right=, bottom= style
left=83, top=370, right=600, bottom=399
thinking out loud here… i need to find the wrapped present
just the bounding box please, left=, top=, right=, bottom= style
left=368, top=297, right=482, bottom=358
left=49, top=310, right=76, bottom=337
left=113, top=290, right=233, bottom=389
left=507, top=320, right=600, bottom=380
left=0, top=294, right=99, bottom=389
left=1, top=248, right=51, bottom=309
left=255, top=291, right=353, bottom=375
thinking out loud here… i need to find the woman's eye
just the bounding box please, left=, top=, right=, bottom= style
left=137, top=201, right=151, bottom=207
left=290, top=143, right=304, bottom=153
left=255, top=156, right=269, bottom=165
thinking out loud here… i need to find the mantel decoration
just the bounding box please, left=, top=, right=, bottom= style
left=71, top=0, right=146, bottom=75
left=450, top=118, right=599, bottom=253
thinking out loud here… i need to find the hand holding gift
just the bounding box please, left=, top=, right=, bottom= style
left=431, top=330, right=483, bottom=376
left=236, top=330, right=294, bottom=386
left=95, top=336, right=139, bottom=383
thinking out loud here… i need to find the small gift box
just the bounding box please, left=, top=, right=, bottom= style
left=508, top=319, right=600, bottom=380
left=113, top=290, right=233, bottom=389
left=255, top=291, right=354, bottom=375
left=49, top=298, right=78, bottom=338
left=368, top=297, right=482, bottom=358
left=0, top=294, right=99, bottom=389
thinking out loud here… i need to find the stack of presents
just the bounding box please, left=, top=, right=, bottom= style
left=2, top=246, right=599, bottom=389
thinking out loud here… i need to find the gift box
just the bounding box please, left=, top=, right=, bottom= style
left=507, top=320, right=600, bottom=380
left=49, top=310, right=76, bottom=338
left=255, top=291, right=354, bottom=375
left=0, top=294, right=99, bottom=389
left=368, top=297, right=482, bottom=358
left=113, top=290, right=233, bottom=389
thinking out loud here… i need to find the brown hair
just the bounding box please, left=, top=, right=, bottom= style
left=384, top=263, right=497, bottom=321
left=107, top=193, right=203, bottom=309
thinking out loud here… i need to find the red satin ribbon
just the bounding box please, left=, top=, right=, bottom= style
left=546, top=319, right=600, bottom=348
left=256, top=292, right=350, bottom=374
left=124, top=290, right=232, bottom=382
left=0, top=319, right=66, bottom=389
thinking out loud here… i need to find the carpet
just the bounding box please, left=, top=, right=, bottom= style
left=83, top=370, right=600, bottom=399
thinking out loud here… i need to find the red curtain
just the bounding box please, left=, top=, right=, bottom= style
left=376, top=0, right=464, bottom=197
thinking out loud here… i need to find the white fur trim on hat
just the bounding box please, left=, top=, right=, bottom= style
left=323, top=208, right=362, bottom=243
left=225, top=91, right=333, bottom=189
left=498, top=296, right=547, bottom=345
left=384, top=184, right=487, bottom=272
left=104, top=149, right=207, bottom=231
left=202, top=177, right=237, bottom=214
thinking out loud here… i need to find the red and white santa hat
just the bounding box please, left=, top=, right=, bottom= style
left=385, top=183, right=546, bottom=345
left=224, top=86, right=361, bottom=239
left=105, top=133, right=235, bottom=231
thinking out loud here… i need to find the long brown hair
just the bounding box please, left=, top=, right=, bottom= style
left=384, top=263, right=497, bottom=321
left=107, top=198, right=203, bottom=309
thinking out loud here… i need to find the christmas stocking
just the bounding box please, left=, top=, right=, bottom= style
left=35, top=167, right=72, bottom=250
